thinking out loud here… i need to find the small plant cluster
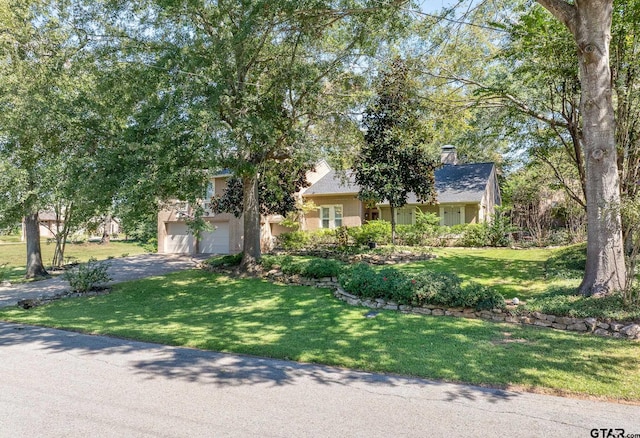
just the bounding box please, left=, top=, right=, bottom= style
left=205, top=253, right=243, bottom=268
left=339, top=263, right=505, bottom=310
left=62, top=258, right=112, bottom=293
left=277, top=212, right=514, bottom=251
left=261, top=255, right=344, bottom=278
left=520, top=287, right=640, bottom=321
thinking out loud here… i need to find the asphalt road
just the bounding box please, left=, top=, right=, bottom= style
left=1, top=322, right=638, bottom=438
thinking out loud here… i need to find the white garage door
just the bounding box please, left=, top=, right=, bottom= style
left=199, top=222, right=230, bottom=254
left=165, top=222, right=192, bottom=253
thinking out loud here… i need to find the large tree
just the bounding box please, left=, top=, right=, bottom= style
left=355, top=57, right=437, bottom=244
left=535, top=0, right=626, bottom=295
left=144, top=0, right=407, bottom=268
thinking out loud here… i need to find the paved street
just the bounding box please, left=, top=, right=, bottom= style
left=1, top=322, right=638, bottom=437
left=0, top=254, right=203, bottom=308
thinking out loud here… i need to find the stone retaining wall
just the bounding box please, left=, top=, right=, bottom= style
left=263, top=268, right=640, bottom=340
left=333, top=287, right=640, bottom=340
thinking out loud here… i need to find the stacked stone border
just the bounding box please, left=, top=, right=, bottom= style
left=260, top=270, right=640, bottom=341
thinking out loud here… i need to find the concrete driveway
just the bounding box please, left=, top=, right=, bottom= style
left=0, top=254, right=203, bottom=308
left=1, top=322, right=638, bottom=437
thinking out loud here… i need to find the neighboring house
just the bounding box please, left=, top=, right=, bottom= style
left=158, top=146, right=501, bottom=255
left=21, top=212, right=122, bottom=241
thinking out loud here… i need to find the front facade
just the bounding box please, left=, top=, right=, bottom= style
left=158, top=148, right=501, bottom=255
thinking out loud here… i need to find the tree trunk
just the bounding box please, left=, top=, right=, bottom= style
left=24, top=213, right=48, bottom=279
left=241, top=174, right=261, bottom=269
left=100, top=214, right=111, bottom=245
left=390, top=205, right=397, bottom=245
left=538, top=0, right=626, bottom=295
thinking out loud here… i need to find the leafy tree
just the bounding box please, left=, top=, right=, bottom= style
left=418, top=0, right=629, bottom=295
left=142, top=0, right=408, bottom=269
left=354, top=57, right=437, bottom=244
left=211, top=160, right=313, bottom=219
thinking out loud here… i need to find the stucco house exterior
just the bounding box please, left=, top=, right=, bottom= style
left=158, top=146, right=501, bottom=255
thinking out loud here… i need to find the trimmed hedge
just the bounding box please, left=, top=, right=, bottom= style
left=338, top=263, right=505, bottom=310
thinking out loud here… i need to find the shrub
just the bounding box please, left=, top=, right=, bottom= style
left=463, top=283, right=506, bottom=310
left=410, top=272, right=463, bottom=306
left=338, top=263, right=379, bottom=298
left=349, top=220, right=392, bottom=246
left=302, top=258, right=344, bottom=278
left=206, top=253, right=243, bottom=268
left=486, top=207, right=513, bottom=247
left=62, top=258, right=112, bottom=293
left=278, top=231, right=311, bottom=250
left=307, top=228, right=338, bottom=247
left=459, top=224, right=489, bottom=247
left=339, top=266, right=505, bottom=310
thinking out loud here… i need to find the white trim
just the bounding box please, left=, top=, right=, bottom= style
left=319, top=205, right=343, bottom=229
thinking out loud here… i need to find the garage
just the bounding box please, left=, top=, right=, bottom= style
left=199, top=222, right=230, bottom=254
left=164, top=222, right=193, bottom=253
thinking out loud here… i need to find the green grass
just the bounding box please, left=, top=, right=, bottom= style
left=0, top=240, right=149, bottom=282
left=398, top=247, right=580, bottom=300
left=0, top=269, right=638, bottom=402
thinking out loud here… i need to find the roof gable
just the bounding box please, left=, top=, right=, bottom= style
left=302, top=162, right=496, bottom=204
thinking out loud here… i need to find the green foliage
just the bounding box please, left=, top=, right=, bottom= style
left=339, top=264, right=505, bottom=310
left=277, top=231, right=311, bottom=250
left=486, top=207, right=513, bottom=247
left=354, top=57, right=437, bottom=244
left=521, top=288, right=640, bottom=321
left=334, top=226, right=350, bottom=247
left=349, top=220, right=392, bottom=245
left=545, top=244, right=586, bottom=280
left=206, top=253, right=243, bottom=268
left=260, top=255, right=344, bottom=279
left=459, top=224, right=489, bottom=247
left=62, top=258, right=112, bottom=293
left=0, top=263, right=8, bottom=282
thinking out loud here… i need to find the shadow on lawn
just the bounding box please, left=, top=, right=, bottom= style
left=0, top=320, right=519, bottom=405
left=399, top=252, right=548, bottom=298
left=1, top=271, right=637, bottom=401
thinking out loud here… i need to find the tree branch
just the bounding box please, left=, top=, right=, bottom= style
left=536, top=0, right=577, bottom=34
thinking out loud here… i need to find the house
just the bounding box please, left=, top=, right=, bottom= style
left=158, top=146, right=501, bottom=254
left=21, top=212, right=122, bottom=241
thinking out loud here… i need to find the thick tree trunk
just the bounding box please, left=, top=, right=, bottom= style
left=574, top=1, right=626, bottom=295
left=241, top=174, right=261, bottom=269
left=24, top=213, right=48, bottom=279
left=538, top=0, right=626, bottom=295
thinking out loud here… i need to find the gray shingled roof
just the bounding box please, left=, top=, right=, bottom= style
left=303, top=163, right=496, bottom=204
left=302, top=169, right=359, bottom=195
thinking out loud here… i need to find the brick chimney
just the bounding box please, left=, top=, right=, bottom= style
left=441, top=145, right=458, bottom=165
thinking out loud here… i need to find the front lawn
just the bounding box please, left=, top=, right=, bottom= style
left=400, top=247, right=577, bottom=300
left=0, top=240, right=150, bottom=282
left=1, top=269, right=638, bottom=402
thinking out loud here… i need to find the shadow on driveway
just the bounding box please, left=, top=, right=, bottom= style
left=0, top=254, right=205, bottom=308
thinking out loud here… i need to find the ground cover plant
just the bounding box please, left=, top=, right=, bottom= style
left=397, top=245, right=640, bottom=321
left=0, top=240, right=149, bottom=282
left=0, top=269, right=638, bottom=402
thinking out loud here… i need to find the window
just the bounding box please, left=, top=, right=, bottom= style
left=320, top=205, right=343, bottom=229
